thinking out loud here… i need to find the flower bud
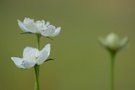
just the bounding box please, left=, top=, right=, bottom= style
left=99, top=33, right=128, bottom=52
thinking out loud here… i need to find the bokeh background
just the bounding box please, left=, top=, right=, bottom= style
left=0, top=0, right=135, bottom=90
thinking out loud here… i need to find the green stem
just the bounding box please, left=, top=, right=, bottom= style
left=110, top=52, right=116, bottom=90
left=36, top=34, right=41, bottom=50
left=34, top=65, right=40, bottom=90
left=34, top=34, right=41, bottom=90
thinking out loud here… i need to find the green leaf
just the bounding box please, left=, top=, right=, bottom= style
left=45, top=58, right=54, bottom=62
left=20, top=32, right=33, bottom=34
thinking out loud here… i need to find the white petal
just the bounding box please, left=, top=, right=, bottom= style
left=18, top=18, right=39, bottom=33
left=17, top=19, right=31, bottom=32
left=120, top=37, right=128, bottom=49
left=23, top=47, right=39, bottom=59
left=36, top=44, right=51, bottom=65
left=23, top=17, right=34, bottom=24
left=21, top=60, right=36, bottom=69
left=46, top=21, right=50, bottom=26
left=11, top=57, right=25, bottom=69
left=41, top=25, right=55, bottom=37
left=51, top=27, right=61, bottom=37
left=41, top=25, right=60, bottom=37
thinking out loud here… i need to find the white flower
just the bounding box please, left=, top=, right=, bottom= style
left=18, top=17, right=61, bottom=37
left=99, top=33, right=128, bottom=51
left=11, top=44, right=51, bottom=69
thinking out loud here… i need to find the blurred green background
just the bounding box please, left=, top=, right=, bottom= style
left=0, top=0, right=135, bottom=90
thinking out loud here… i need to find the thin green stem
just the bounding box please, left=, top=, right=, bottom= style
left=36, top=34, right=41, bottom=50
left=34, top=65, right=40, bottom=90
left=34, top=34, right=41, bottom=90
left=110, top=52, right=116, bottom=90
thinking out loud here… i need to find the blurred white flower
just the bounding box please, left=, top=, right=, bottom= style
left=99, top=33, right=128, bottom=51
left=18, top=17, right=61, bottom=37
left=11, top=44, right=51, bottom=69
